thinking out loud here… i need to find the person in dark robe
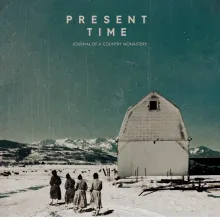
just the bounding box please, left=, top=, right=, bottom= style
left=89, top=173, right=103, bottom=216
left=73, top=174, right=88, bottom=213
left=65, top=173, right=75, bottom=208
left=49, top=170, right=62, bottom=205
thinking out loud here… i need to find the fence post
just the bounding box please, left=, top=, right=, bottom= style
left=103, top=168, right=106, bottom=176
left=136, top=167, right=139, bottom=182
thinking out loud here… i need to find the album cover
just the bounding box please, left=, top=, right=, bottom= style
left=0, top=0, right=220, bottom=217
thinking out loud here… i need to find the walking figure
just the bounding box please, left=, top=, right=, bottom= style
left=90, top=173, right=103, bottom=216
left=65, top=173, right=75, bottom=208
left=49, top=170, right=62, bottom=205
left=74, top=174, right=88, bottom=213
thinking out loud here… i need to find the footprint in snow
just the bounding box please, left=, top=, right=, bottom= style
left=50, top=211, right=61, bottom=217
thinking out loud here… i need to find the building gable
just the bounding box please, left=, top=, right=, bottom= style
left=118, top=91, right=188, bottom=142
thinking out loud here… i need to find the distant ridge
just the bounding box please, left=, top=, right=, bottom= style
left=1, top=139, right=220, bottom=166
left=189, top=146, right=220, bottom=158
left=0, top=138, right=117, bottom=164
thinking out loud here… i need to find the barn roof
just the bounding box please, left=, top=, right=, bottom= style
left=118, top=91, right=189, bottom=142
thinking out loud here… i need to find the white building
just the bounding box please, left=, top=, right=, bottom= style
left=117, top=91, right=190, bottom=177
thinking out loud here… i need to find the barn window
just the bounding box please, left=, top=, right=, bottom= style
left=149, top=101, right=158, bottom=110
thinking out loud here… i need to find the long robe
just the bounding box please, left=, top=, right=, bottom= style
left=50, top=175, right=62, bottom=200
left=65, top=178, right=75, bottom=204
left=74, top=180, right=88, bottom=208
left=89, top=179, right=103, bottom=210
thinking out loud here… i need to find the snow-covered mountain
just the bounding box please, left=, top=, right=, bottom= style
left=1, top=139, right=220, bottom=165
left=189, top=146, right=220, bottom=158
left=0, top=138, right=117, bottom=165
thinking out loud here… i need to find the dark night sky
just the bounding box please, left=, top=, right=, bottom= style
left=0, top=0, right=220, bottom=150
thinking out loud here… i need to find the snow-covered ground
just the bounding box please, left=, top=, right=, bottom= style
left=0, top=165, right=220, bottom=217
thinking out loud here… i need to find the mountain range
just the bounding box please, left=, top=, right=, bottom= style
left=189, top=146, right=220, bottom=158
left=0, top=138, right=117, bottom=165
left=0, top=138, right=219, bottom=165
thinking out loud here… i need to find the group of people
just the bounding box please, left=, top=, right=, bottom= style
left=49, top=170, right=103, bottom=216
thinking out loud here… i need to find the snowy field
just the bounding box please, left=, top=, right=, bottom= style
left=0, top=165, right=220, bottom=217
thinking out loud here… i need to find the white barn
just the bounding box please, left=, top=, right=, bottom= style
left=117, top=91, right=190, bottom=177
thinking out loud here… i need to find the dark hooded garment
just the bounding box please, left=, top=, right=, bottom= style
left=65, top=177, right=75, bottom=204
left=50, top=171, right=62, bottom=200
